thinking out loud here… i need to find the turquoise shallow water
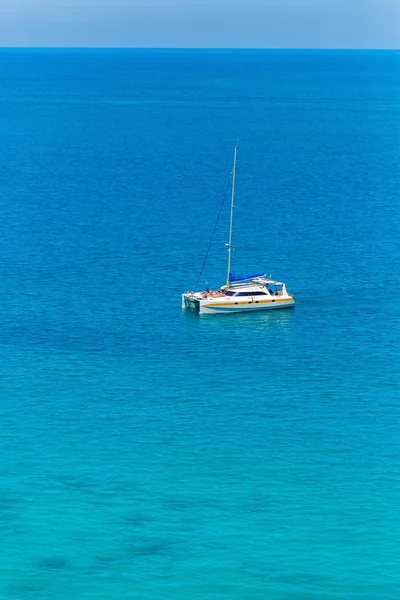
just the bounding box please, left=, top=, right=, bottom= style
left=0, top=49, right=400, bottom=599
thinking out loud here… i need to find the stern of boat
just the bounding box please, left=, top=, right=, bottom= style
left=182, top=293, right=200, bottom=310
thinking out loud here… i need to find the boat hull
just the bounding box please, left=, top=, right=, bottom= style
left=182, top=294, right=294, bottom=314
left=199, top=299, right=294, bottom=314
left=182, top=295, right=200, bottom=310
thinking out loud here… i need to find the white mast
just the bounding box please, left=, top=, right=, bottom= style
left=226, top=143, right=238, bottom=286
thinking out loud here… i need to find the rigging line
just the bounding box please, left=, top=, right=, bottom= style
left=194, top=172, right=233, bottom=290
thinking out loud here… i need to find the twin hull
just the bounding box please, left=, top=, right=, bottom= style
left=182, top=294, right=295, bottom=314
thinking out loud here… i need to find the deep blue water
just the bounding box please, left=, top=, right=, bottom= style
left=0, top=49, right=399, bottom=599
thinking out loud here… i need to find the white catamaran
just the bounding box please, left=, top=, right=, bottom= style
left=182, top=145, right=295, bottom=314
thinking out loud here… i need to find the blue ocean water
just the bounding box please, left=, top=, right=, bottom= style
left=0, top=48, right=399, bottom=599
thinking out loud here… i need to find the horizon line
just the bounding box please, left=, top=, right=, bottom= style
left=0, top=46, right=399, bottom=51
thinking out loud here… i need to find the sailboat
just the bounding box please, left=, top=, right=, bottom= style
left=182, top=145, right=295, bottom=314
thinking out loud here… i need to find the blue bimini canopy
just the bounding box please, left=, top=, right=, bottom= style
left=229, top=272, right=265, bottom=283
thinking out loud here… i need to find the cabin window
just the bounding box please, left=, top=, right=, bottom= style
left=226, top=290, right=268, bottom=297
left=267, top=284, right=283, bottom=295
left=225, top=290, right=268, bottom=297
left=236, top=291, right=265, bottom=297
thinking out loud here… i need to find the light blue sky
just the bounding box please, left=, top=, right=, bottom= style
left=1, top=0, right=399, bottom=48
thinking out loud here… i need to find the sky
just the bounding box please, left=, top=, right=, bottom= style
left=0, top=0, right=399, bottom=49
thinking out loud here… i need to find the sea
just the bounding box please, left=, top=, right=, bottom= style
left=0, top=48, right=399, bottom=599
